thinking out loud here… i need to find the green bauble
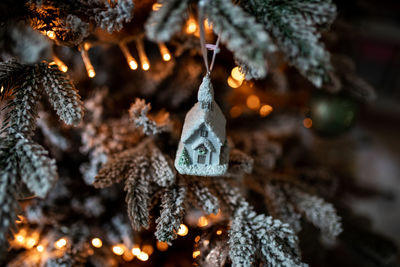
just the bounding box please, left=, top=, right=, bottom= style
left=309, top=92, right=358, bottom=136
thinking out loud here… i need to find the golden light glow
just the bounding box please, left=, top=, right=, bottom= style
left=83, top=42, right=91, bottom=51
left=177, top=224, right=189, bottom=236
left=192, top=250, right=201, bottom=258
left=186, top=18, right=197, bottom=34
left=1, top=86, right=4, bottom=93
left=136, top=39, right=150, bottom=71
left=230, top=105, right=242, bottom=118
left=36, top=245, right=44, bottom=252
left=246, top=95, right=260, bottom=110
left=142, top=62, right=150, bottom=71
left=15, top=235, right=24, bottom=244
left=46, top=31, right=56, bottom=39
left=197, top=216, right=208, bottom=227
left=231, top=66, right=245, bottom=82
left=91, top=238, right=102, bottom=248
left=203, top=240, right=209, bottom=246
left=194, top=236, right=201, bottom=243
left=137, top=251, right=149, bottom=261
left=112, top=244, right=125, bottom=255
left=158, top=43, right=171, bottom=62
left=122, top=251, right=134, bottom=261
left=152, top=3, right=162, bottom=11
left=131, top=246, right=141, bottom=256
left=53, top=55, right=68, bottom=72
left=259, top=105, right=273, bottom=117
left=55, top=238, right=67, bottom=249
left=156, top=241, right=168, bottom=251
left=120, top=43, right=138, bottom=70
left=216, top=230, right=222, bottom=235
left=26, top=237, right=37, bottom=248
left=81, top=48, right=96, bottom=78
left=142, top=244, right=154, bottom=255
left=204, top=19, right=212, bottom=32
left=303, top=118, right=312, bottom=128
left=227, top=76, right=242, bottom=88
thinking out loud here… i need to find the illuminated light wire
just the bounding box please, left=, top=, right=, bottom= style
left=158, top=43, right=171, bottom=62
left=80, top=46, right=95, bottom=78
left=52, top=55, right=68, bottom=72
left=136, top=38, right=150, bottom=71
left=119, top=42, right=138, bottom=70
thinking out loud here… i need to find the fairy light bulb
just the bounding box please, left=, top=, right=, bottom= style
left=55, top=238, right=67, bottom=249
left=177, top=224, right=188, bottom=236
left=112, top=244, right=125, bottom=255
left=53, top=55, right=68, bottom=72
left=158, top=43, right=171, bottom=61
left=91, top=238, right=102, bottom=248
left=36, top=245, right=44, bottom=252
left=46, top=30, right=56, bottom=39
left=119, top=43, right=138, bottom=70
left=227, top=76, right=242, bottom=88
left=216, top=230, right=223, bottom=235
left=259, top=104, right=273, bottom=117
left=137, top=251, right=149, bottom=261
left=231, top=66, right=245, bottom=82
left=152, top=3, right=162, bottom=11
left=15, top=234, right=24, bottom=244
left=186, top=17, right=197, bottom=34
left=197, top=216, right=208, bottom=227
left=131, top=245, right=141, bottom=256
left=26, top=237, right=37, bottom=248
left=136, top=39, right=150, bottom=71
left=80, top=46, right=96, bottom=78
left=192, top=250, right=201, bottom=258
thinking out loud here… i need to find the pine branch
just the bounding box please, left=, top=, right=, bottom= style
left=203, top=0, right=274, bottom=80
left=41, top=64, right=84, bottom=126
left=188, top=179, right=219, bottom=215
left=145, top=0, right=191, bottom=42
left=94, top=0, right=134, bottom=33
left=241, top=0, right=336, bottom=87
left=155, top=183, right=186, bottom=244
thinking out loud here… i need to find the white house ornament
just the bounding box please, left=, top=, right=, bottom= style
left=175, top=75, right=229, bottom=176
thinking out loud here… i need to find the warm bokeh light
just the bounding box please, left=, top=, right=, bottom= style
left=120, top=43, right=138, bottom=70
left=88, top=69, right=96, bottom=78
left=152, top=3, right=162, bottom=11
left=1, top=86, right=3, bottom=93
left=55, top=238, right=67, bottom=249
left=91, top=238, right=102, bottom=248
left=83, top=42, right=91, bottom=51
left=36, top=245, right=44, bottom=252
left=231, top=66, right=245, bottom=82
left=46, top=30, right=56, bottom=39
left=259, top=104, right=273, bottom=117
left=216, top=230, right=222, bottom=235
left=129, top=60, right=138, bottom=70
left=156, top=241, right=168, bottom=251
left=137, top=251, right=149, bottom=261
left=15, top=235, right=24, bottom=244
left=230, top=105, right=243, bottom=118
left=192, top=250, right=201, bottom=258
left=159, top=43, right=171, bottom=62
left=197, top=216, right=208, bottom=227
left=177, top=224, right=189, bottom=236
left=142, top=62, right=150, bottom=71
left=26, top=237, right=37, bottom=248
left=142, top=244, right=154, bottom=255
left=123, top=251, right=134, bottom=261
left=131, top=246, right=141, bottom=256
left=186, top=18, right=197, bottom=34
left=112, top=244, right=125, bottom=255
left=194, top=236, right=201, bottom=243
left=203, top=240, right=209, bottom=246
left=303, top=118, right=313, bottom=128
left=163, top=53, right=171, bottom=61
left=227, top=76, right=242, bottom=88
left=246, top=95, right=260, bottom=110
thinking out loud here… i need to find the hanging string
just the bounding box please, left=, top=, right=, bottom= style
left=198, top=0, right=221, bottom=75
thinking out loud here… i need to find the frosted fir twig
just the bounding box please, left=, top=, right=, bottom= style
left=241, top=0, right=336, bottom=87
left=203, top=0, right=275, bottom=80
left=145, top=0, right=191, bottom=42
left=187, top=178, right=220, bottom=215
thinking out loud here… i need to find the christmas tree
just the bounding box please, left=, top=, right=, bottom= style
left=0, top=0, right=399, bottom=266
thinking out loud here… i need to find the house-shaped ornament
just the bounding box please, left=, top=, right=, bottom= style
left=175, top=75, right=229, bottom=176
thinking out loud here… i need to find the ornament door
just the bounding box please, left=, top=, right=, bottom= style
left=195, top=144, right=209, bottom=165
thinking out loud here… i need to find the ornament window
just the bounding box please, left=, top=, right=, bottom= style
left=200, top=130, right=208, bottom=137
left=197, top=155, right=206, bottom=164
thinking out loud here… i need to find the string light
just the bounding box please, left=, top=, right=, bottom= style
left=131, top=245, right=141, bottom=256
left=303, top=118, right=312, bottom=128
left=177, top=224, right=188, bottom=236
left=54, top=238, right=67, bottom=249
left=259, top=104, right=273, bottom=117
left=142, top=244, right=154, bottom=255
left=246, top=95, right=260, bottom=110
left=80, top=46, right=95, bottom=78
left=46, top=30, right=56, bottom=40
left=227, top=76, right=242, bottom=88
left=192, top=250, right=201, bottom=258
left=26, top=237, right=37, bottom=249
left=36, top=245, right=44, bottom=252
left=156, top=241, right=168, bottom=251
left=158, top=43, right=171, bottom=62
left=231, top=66, right=245, bottom=82
left=152, top=3, right=162, bottom=11
left=136, top=39, right=150, bottom=71
left=137, top=251, right=149, bottom=261
left=112, top=244, right=125, bottom=255
left=186, top=17, right=197, bottom=34
left=52, top=55, right=68, bottom=72
left=15, top=234, right=24, bottom=244
left=216, top=230, right=222, bottom=235
left=197, top=216, right=208, bottom=227
left=91, top=238, right=102, bottom=248
left=119, top=42, right=138, bottom=70
left=230, top=105, right=242, bottom=118
left=122, top=251, right=134, bottom=261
